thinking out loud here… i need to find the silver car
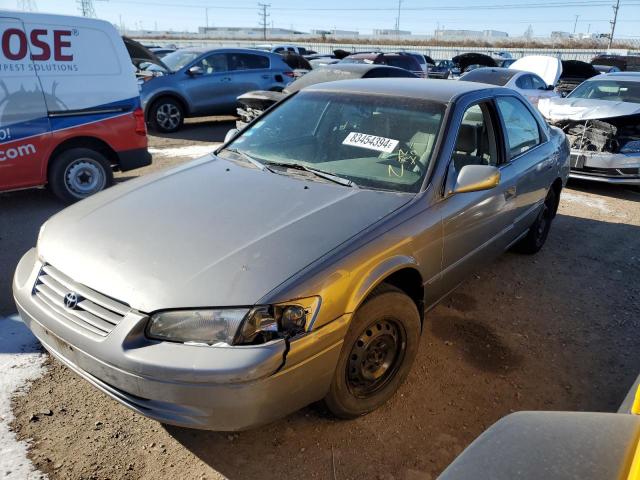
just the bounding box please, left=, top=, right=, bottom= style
left=14, top=79, right=569, bottom=431
left=538, top=72, right=640, bottom=186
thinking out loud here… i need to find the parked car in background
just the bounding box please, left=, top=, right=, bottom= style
left=15, top=78, right=569, bottom=431
left=236, top=63, right=418, bottom=128
left=452, top=53, right=497, bottom=74
left=428, top=59, right=460, bottom=79
left=460, top=68, right=560, bottom=107
left=340, top=52, right=425, bottom=77
left=498, top=58, right=517, bottom=68
left=139, top=48, right=294, bottom=132
left=538, top=72, right=640, bottom=187
left=123, top=36, right=168, bottom=75
left=591, top=54, right=640, bottom=73
left=394, top=51, right=436, bottom=75
left=593, top=64, right=621, bottom=74
left=556, top=60, right=600, bottom=96
left=0, top=12, right=151, bottom=203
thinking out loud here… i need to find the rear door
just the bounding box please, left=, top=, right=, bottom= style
left=495, top=95, right=553, bottom=236
left=227, top=52, right=274, bottom=92
left=0, top=16, right=51, bottom=191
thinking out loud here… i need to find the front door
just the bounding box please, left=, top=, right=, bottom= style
left=179, top=53, right=236, bottom=115
left=0, top=16, right=51, bottom=190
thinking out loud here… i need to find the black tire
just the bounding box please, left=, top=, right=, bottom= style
left=48, top=148, right=113, bottom=203
left=513, top=189, right=557, bottom=254
left=324, top=284, right=421, bottom=419
left=149, top=97, right=184, bottom=133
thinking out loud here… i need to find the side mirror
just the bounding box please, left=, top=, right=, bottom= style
left=224, top=128, right=240, bottom=144
left=453, top=165, right=500, bottom=194
left=187, top=66, right=204, bottom=76
left=546, top=85, right=555, bottom=91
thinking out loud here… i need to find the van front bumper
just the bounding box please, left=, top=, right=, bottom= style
left=13, top=249, right=346, bottom=431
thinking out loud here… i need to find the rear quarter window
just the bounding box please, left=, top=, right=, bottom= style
left=228, top=53, right=270, bottom=70
left=381, top=56, right=417, bottom=70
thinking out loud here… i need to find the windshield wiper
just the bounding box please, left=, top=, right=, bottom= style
left=223, top=148, right=269, bottom=171
left=266, top=161, right=357, bottom=188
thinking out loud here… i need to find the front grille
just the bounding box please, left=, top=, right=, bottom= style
left=33, top=264, right=130, bottom=337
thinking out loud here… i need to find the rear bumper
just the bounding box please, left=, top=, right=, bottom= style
left=13, top=249, right=346, bottom=431
left=116, top=147, right=152, bottom=172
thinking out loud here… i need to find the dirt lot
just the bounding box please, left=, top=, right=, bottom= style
left=2, top=118, right=640, bottom=480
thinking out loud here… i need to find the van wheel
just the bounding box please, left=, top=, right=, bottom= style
left=513, top=189, right=557, bottom=254
left=149, top=97, right=184, bottom=133
left=48, top=148, right=113, bottom=203
left=324, top=284, right=421, bottom=419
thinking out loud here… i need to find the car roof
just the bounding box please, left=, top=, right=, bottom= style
left=179, top=47, right=274, bottom=55
left=465, top=67, right=521, bottom=78
left=304, top=78, right=500, bottom=102
left=586, top=71, right=640, bottom=82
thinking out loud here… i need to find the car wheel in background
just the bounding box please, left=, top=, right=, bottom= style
left=324, top=284, right=421, bottom=418
left=48, top=148, right=113, bottom=203
left=513, top=189, right=557, bottom=254
left=149, top=97, right=184, bottom=133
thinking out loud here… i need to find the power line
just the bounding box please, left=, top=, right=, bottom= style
left=258, top=2, right=270, bottom=40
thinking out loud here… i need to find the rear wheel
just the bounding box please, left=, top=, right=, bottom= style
left=513, top=189, right=557, bottom=254
left=149, top=97, right=184, bottom=133
left=48, top=148, right=113, bottom=203
left=324, top=284, right=421, bottom=418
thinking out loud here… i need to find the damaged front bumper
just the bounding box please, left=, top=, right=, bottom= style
left=556, top=117, right=640, bottom=185
left=13, top=249, right=347, bottom=431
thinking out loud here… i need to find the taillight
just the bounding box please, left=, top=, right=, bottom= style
left=284, top=71, right=295, bottom=78
left=133, top=107, right=146, bottom=136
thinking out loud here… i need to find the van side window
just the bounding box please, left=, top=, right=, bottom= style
left=196, top=54, right=228, bottom=74
left=496, top=97, right=542, bottom=159
left=228, top=53, right=270, bottom=71
left=452, top=103, right=498, bottom=171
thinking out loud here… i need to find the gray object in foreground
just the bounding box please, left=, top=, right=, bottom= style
left=14, top=79, right=569, bottom=431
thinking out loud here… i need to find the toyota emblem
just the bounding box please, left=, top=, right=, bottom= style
left=64, top=292, right=81, bottom=309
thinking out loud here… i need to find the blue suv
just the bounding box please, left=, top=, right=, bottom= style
left=140, top=48, right=294, bottom=132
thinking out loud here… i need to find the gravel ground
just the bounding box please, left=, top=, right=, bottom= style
left=2, top=118, right=640, bottom=480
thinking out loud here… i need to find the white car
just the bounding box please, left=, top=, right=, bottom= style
left=461, top=55, right=563, bottom=107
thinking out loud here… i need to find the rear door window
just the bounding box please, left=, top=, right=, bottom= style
left=228, top=53, right=270, bottom=71
left=515, top=74, right=533, bottom=89
left=496, top=97, right=542, bottom=159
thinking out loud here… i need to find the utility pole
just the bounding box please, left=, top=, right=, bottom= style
left=608, top=0, right=620, bottom=49
left=395, top=0, right=403, bottom=33
left=258, top=3, right=270, bottom=41
left=77, top=0, right=96, bottom=17
left=17, top=0, right=38, bottom=11
left=573, top=15, right=579, bottom=34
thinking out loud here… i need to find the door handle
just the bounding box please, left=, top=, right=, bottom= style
left=220, top=77, right=232, bottom=82
left=504, top=185, right=517, bottom=200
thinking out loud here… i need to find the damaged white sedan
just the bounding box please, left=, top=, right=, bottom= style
left=538, top=72, right=640, bottom=186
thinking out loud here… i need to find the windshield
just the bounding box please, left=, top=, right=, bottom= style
left=220, top=91, right=445, bottom=193
left=155, top=50, right=200, bottom=72
left=568, top=80, right=640, bottom=103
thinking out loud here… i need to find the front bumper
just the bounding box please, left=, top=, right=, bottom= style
left=13, top=249, right=347, bottom=431
left=569, top=150, right=640, bottom=186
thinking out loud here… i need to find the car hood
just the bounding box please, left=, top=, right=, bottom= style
left=38, top=156, right=411, bottom=313
left=509, top=55, right=562, bottom=87
left=538, top=97, right=640, bottom=121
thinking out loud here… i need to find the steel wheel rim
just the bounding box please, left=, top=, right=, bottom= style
left=64, top=158, right=106, bottom=198
left=346, top=318, right=406, bottom=398
left=156, top=103, right=181, bottom=130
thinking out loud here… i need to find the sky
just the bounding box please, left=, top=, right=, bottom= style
left=3, top=0, right=640, bottom=38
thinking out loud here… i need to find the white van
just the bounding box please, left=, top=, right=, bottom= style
left=0, top=11, right=151, bottom=202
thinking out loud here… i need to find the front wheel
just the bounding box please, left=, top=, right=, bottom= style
left=324, top=284, right=421, bottom=418
left=48, top=148, right=113, bottom=203
left=513, top=189, right=557, bottom=254
left=149, top=97, right=184, bottom=133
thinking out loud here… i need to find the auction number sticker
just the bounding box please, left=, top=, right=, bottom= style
left=342, top=132, right=399, bottom=153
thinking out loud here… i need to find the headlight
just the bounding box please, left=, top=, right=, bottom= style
left=146, top=297, right=320, bottom=346
left=621, top=140, right=640, bottom=154
left=147, top=308, right=249, bottom=346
